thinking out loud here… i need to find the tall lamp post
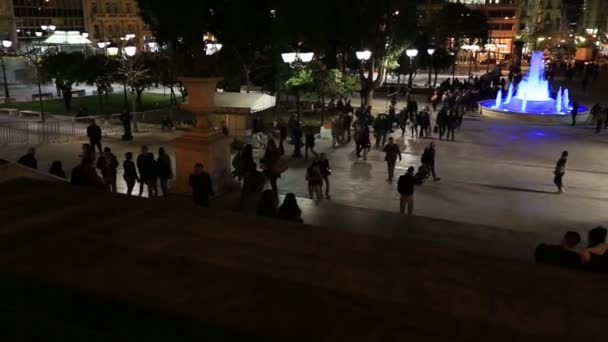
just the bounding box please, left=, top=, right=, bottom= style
left=427, top=48, right=435, bottom=88
left=124, top=42, right=137, bottom=132
left=1, top=39, right=12, bottom=101
left=34, top=31, right=45, bottom=122
left=356, top=50, right=372, bottom=106
left=282, top=51, right=313, bottom=158
left=405, top=48, right=418, bottom=89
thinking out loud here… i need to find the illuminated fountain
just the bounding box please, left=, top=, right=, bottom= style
left=479, top=51, right=588, bottom=123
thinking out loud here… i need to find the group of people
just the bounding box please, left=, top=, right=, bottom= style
left=17, top=144, right=174, bottom=199
left=536, top=226, right=608, bottom=274
left=590, top=103, right=608, bottom=133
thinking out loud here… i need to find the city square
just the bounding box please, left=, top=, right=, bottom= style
left=1, top=0, right=608, bottom=340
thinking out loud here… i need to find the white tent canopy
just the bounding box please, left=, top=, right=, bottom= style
left=42, top=31, right=92, bottom=45
left=214, top=92, right=276, bottom=115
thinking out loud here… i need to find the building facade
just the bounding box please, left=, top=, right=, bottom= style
left=0, top=0, right=16, bottom=44
left=582, top=0, right=608, bottom=33
left=82, top=0, right=150, bottom=51
left=13, top=0, right=84, bottom=42
left=520, top=0, right=564, bottom=36
left=417, top=0, right=521, bottom=61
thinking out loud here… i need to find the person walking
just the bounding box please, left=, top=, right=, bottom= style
left=398, top=166, right=416, bottom=215
left=261, top=139, right=283, bottom=194
left=97, top=147, right=119, bottom=192
left=17, top=147, right=37, bottom=169
left=447, top=111, right=457, bottom=141
left=123, top=152, right=139, bottom=196
left=355, top=122, right=371, bottom=160
left=189, top=163, right=214, bottom=207
left=306, top=159, right=324, bottom=201
left=436, top=107, right=448, bottom=140
left=87, top=120, right=103, bottom=154
left=554, top=151, right=568, bottom=194
left=157, top=147, right=173, bottom=197
left=278, top=193, right=303, bottom=223
left=343, top=113, right=353, bottom=142
left=48, top=160, right=66, bottom=179
left=383, top=137, right=402, bottom=182
left=137, top=145, right=158, bottom=197
left=318, top=153, right=331, bottom=199
left=421, top=142, right=441, bottom=181
left=571, top=101, right=579, bottom=126
left=304, top=130, right=318, bottom=159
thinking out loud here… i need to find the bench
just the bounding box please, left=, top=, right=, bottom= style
left=20, top=110, right=42, bottom=118
left=71, top=89, right=86, bottom=97
left=32, top=93, right=53, bottom=101
left=0, top=108, right=19, bottom=116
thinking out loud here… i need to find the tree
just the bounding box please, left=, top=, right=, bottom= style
left=427, top=3, right=488, bottom=75
left=40, top=52, right=85, bottom=110
left=431, top=48, right=454, bottom=87
left=82, top=55, right=121, bottom=113
left=156, top=50, right=182, bottom=105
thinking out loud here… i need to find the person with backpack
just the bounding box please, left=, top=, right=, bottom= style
left=306, top=159, right=324, bottom=201
left=97, top=147, right=119, bottom=192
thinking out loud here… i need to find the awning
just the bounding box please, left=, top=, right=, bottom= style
left=214, top=92, right=276, bottom=115
left=42, top=31, right=92, bottom=45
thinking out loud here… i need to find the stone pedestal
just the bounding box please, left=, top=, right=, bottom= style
left=171, top=77, right=234, bottom=195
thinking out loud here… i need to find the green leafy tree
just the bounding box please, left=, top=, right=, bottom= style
left=40, top=52, right=85, bottom=110
left=82, top=55, right=121, bottom=113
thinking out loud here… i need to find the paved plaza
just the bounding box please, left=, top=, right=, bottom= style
left=2, top=101, right=608, bottom=257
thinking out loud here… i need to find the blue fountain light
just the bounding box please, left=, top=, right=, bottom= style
left=480, top=51, right=587, bottom=116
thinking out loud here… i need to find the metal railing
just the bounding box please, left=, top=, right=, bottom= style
left=0, top=119, right=122, bottom=145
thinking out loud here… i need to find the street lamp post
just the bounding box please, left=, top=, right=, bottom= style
left=124, top=42, right=137, bottom=132
left=427, top=48, right=435, bottom=88
left=1, top=39, right=13, bottom=101
left=281, top=51, right=314, bottom=158
left=356, top=50, right=372, bottom=106
left=34, top=31, right=45, bottom=122
left=405, top=48, right=418, bottom=89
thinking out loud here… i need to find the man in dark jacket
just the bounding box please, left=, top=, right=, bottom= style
left=97, top=147, right=119, bottom=192
left=87, top=120, right=103, bottom=153
left=535, top=231, right=581, bottom=269
left=189, top=163, right=214, bottom=207
left=398, top=166, right=416, bottom=215
left=17, top=147, right=37, bottom=169
left=136, top=145, right=158, bottom=197
left=383, top=137, right=402, bottom=182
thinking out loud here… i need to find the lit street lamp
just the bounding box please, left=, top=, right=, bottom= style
left=123, top=42, right=139, bottom=132
left=356, top=50, right=372, bottom=62
left=1, top=39, right=12, bottom=100
left=427, top=48, right=435, bottom=88
left=282, top=51, right=314, bottom=158
left=405, top=48, right=418, bottom=89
